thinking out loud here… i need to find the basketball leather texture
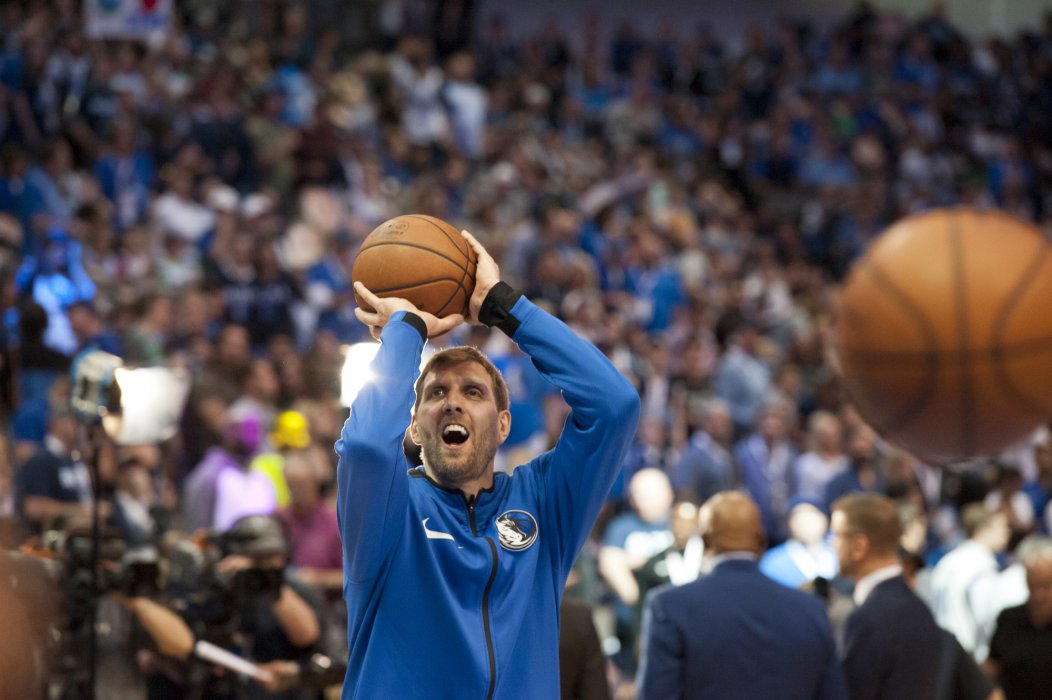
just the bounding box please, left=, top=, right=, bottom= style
left=351, top=214, right=478, bottom=318
left=834, top=207, right=1052, bottom=461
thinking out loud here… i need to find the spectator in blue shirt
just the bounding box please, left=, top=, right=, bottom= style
left=713, top=312, right=773, bottom=437
left=94, top=119, right=154, bottom=233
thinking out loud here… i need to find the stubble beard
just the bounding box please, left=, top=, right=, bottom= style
left=421, top=428, right=498, bottom=490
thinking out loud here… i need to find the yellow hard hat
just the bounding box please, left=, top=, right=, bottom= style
left=271, top=410, right=310, bottom=449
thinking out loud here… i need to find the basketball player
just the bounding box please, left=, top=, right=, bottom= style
left=338, top=231, right=640, bottom=699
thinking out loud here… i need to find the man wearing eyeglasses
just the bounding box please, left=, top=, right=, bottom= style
left=830, top=493, right=942, bottom=700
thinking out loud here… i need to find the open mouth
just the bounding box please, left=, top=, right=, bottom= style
left=442, top=423, right=470, bottom=447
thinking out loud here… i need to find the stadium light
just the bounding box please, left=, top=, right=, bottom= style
left=340, top=341, right=434, bottom=408
left=70, top=350, right=190, bottom=444
left=340, top=342, right=381, bottom=408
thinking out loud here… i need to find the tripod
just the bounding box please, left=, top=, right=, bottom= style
left=51, top=423, right=107, bottom=700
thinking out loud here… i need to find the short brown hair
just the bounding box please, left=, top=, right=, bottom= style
left=413, top=346, right=510, bottom=413
left=960, top=503, right=998, bottom=538
left=832, top=493, right=901, bottom=557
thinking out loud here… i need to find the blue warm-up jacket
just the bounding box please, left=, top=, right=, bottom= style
left=336, top=295, right=640, bottom=699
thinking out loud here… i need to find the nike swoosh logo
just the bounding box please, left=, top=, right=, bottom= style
left=422, top=517, right=454, bottom=541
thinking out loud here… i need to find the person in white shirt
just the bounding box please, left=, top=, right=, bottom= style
left=929, top=503, right=1018, bottom=661
left=793, top=410, right=848, bottom=503
left=442, top=52, right=486, bottom=159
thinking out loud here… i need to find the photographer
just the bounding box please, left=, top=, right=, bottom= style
left=112, top=592, right=194, bottom=659
left=148, top=514, right=322, bottom=700
left=214, top=518, right=321, bottom=653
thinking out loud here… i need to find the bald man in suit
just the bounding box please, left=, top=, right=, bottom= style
left=637, top=491, right=846, bottom=700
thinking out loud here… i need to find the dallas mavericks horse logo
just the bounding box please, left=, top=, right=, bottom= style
left=495, top=510, right=538, bottom=551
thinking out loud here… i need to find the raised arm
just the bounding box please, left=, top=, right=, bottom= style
left=336, top=286, right=462, bottom=583
left=462, top=232, right=640, bottom=570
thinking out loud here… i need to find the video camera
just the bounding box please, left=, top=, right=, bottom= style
left=166, top=515, right=289, bottom=626
left=41, top=520, right=160, bottom=600
left=14, top=517, right=163, bottom=699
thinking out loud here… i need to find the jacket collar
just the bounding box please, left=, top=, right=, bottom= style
left=853, top=564, right=903, bottom=606
left=408, top=467, right=507, bottom=519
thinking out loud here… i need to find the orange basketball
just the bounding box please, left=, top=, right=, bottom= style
left=351, top=214, right=478, bottom=318
left=834, top=208, right=1052, bottom=462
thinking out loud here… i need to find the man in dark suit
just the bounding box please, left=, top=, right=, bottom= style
left=636, top=491, right=846, bottom=700
left=831, top=493, right=942, bottom=700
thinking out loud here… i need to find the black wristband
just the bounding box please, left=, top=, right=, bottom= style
left=478, top=282, right=523, bottom=337
left=401, top=312, right=428, bottom=342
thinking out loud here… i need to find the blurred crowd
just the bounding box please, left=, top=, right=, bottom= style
left=0, top=0, right=1051, bottom=697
